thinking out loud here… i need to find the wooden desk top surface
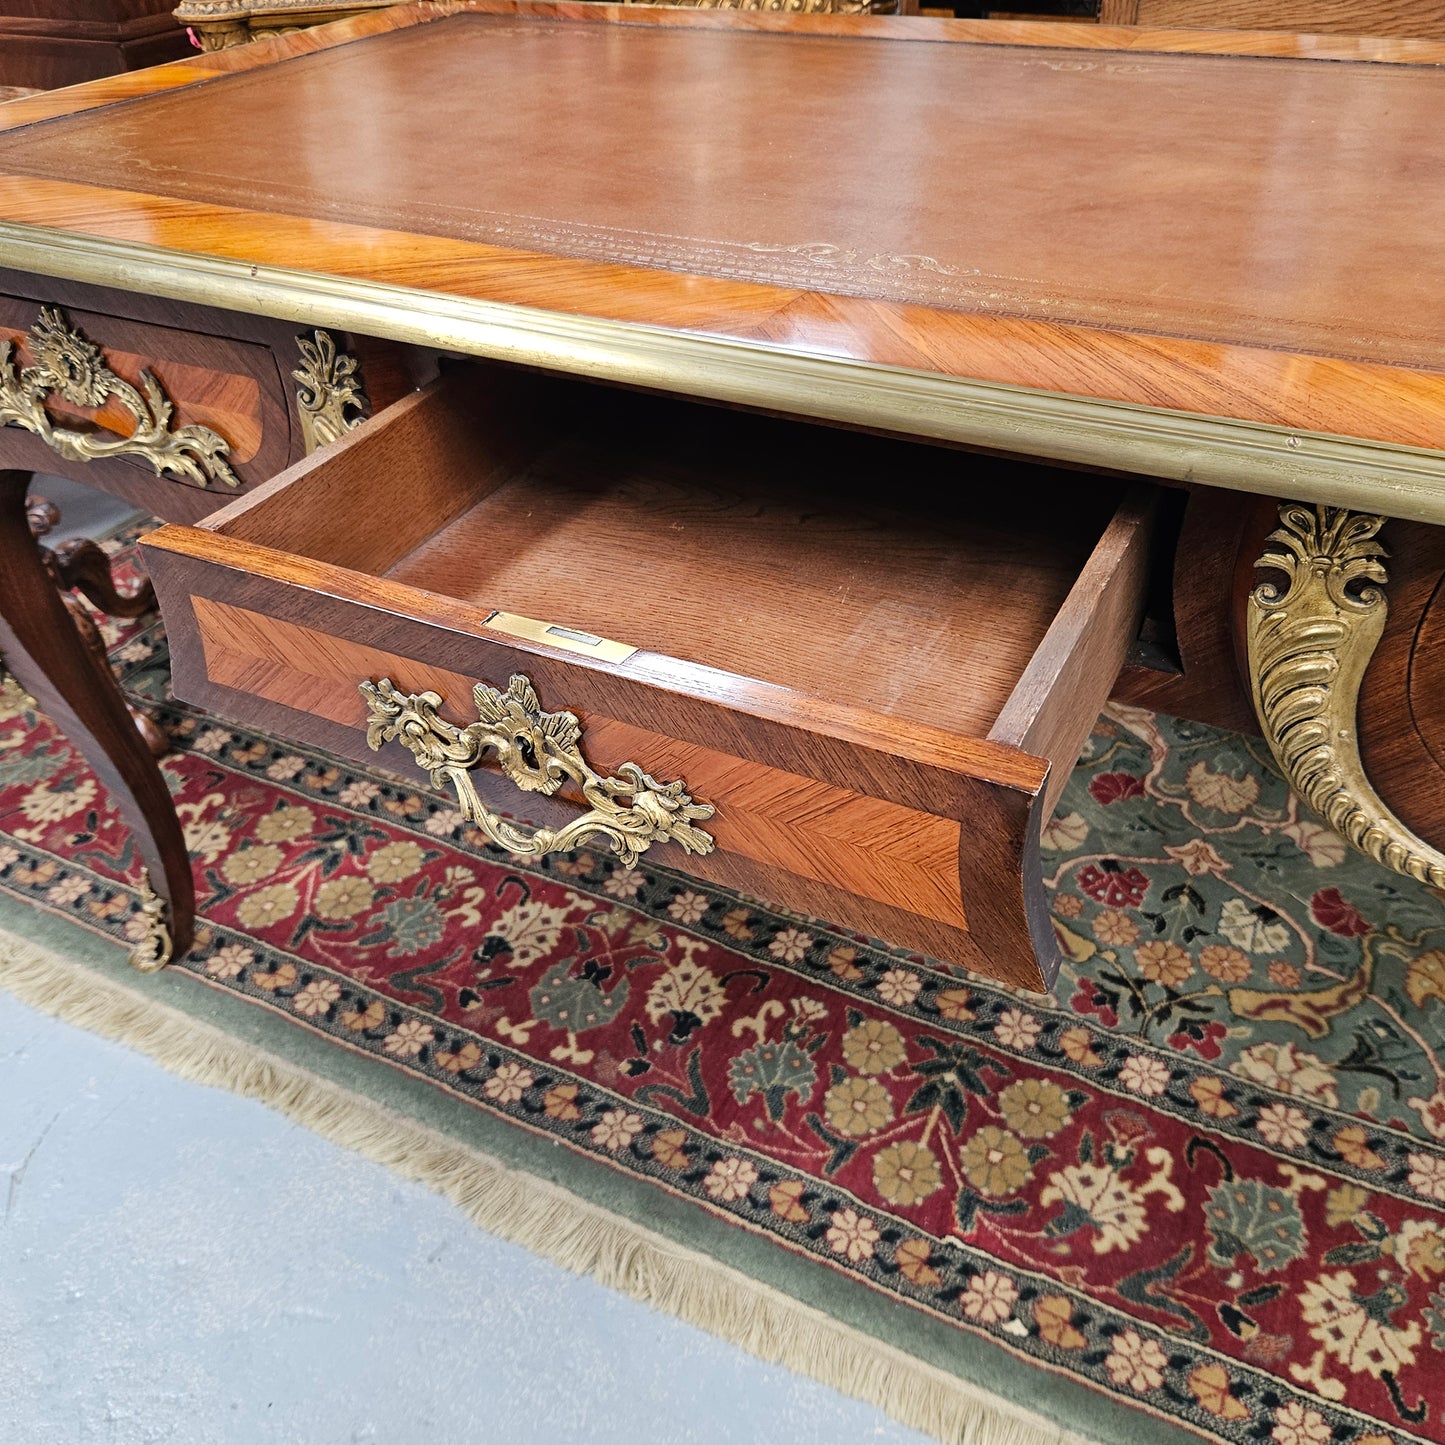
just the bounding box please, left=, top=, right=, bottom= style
left=1, top=2, right=1445, bottom=517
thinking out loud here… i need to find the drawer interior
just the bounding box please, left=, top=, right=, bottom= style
left=211, top=363, right=1127, bottom=743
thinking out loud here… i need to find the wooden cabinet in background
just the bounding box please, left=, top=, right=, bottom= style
left=1098, top=0, right=1445, bottom=38
left=0, top=1, right=190, bottom=89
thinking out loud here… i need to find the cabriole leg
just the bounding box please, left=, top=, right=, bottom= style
left=27, top=492, right=168, bottom=758
left=0, top=469, right=192, bottom=967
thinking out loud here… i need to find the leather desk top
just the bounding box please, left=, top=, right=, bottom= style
left=0, top=2, right=1444, bottom=516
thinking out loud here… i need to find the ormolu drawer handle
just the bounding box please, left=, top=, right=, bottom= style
left=360, top=674, right=716, bottom=867
left=0, top=305, right=239, bottom=488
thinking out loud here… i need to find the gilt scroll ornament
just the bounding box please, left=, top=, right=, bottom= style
left=175, top=0, right=883, bottom=42
left=630, top=0, right=874, bottom=10
left=128, top=869, right=174, bottom=972
left=0, top=307, right=239, bottom=487
left=293, top=330, right=368, bottom=454
left=360, top=674, right=716, bottom=866
left=1248, top=503, right=1445, bottom=889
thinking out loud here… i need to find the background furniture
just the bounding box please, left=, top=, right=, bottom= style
left=177, top=0, right=907, bottom=48
left=1097, top=0, right=1445, bottom=36
left=0, top=1, right=189, bottom=88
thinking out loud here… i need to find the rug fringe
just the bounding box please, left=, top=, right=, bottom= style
left=0, top=928, right=1093, bottom=1445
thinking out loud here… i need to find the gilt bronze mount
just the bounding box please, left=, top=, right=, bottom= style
left=293, top=329, right=369, bottom=454
left=0, top=306, right=239, bottom=488
left=127, top=869, right=174, bottom=972
left=1248, top=502, right=1445, bottom=890
left=360, top=673, right=716, bottom=866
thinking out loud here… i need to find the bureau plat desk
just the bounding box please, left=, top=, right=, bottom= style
left=2, top=4, right=1445, bottom=991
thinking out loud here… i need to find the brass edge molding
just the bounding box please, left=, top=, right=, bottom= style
left=127, top=869, right=174, bottom=971
left=4, top=223, right=1445, bottom=520
left=360, top=674, right=716, bottom=865
left=0, top=304, right=240, bottom=487
left=293, top=329, right=369, bottom=453
left=1247, top=502, right=1445, bottom=890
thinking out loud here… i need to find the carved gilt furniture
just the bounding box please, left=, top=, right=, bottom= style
left=175, top=0, right=905, bottom=50
left=174, top=0, right=395, bottom=48
left=3, top=4, right=1445, bottom=991
left=0, top=1, right=190, bottom=89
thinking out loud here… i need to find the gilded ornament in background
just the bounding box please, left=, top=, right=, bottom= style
left=0, top=306, right=239, bottom=488
left=360, top=673, right=716, bottom=866
left=190, top=21, right=250, bottom=49
left=293, top=330, right=369, bottom=454
left=1248, top=502, right=1445, bottom=889
left=174, top=0, right=397, bottom=48
left=174, top=0, right=889, bottom=47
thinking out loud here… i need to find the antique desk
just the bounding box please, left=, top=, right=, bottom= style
left=2, top=4, right=1445, bottom=992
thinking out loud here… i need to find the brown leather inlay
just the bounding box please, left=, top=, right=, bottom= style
left=3, top=13, right=1445, bottom=367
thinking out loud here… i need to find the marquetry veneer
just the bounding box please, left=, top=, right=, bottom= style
left=12, top=1, right=1445, bottom=982
left=142, top=365, right=1155, bottom=992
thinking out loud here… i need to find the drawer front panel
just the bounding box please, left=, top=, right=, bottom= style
left=0, top=267, right=425, bottom=525
left=139, top=366, right=1155, bottom=992
left=0, top=291, right=298, bottom=522
left=185, top=593, right=975, bottom=933
left=0, top=296, right=275, bottom=465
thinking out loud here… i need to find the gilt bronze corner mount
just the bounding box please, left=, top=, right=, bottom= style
left=1248, top=502, right=1445, bottom=890
left=293, top=329, right=369, bottom=454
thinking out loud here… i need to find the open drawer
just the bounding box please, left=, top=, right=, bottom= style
left=141, top=364, right=1156, bottom=991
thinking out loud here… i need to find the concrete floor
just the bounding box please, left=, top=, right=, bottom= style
left=0, top=968, right=929, bottom=1445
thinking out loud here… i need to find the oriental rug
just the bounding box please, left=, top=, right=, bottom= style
left=3, top=529, right=1445, bottom=1445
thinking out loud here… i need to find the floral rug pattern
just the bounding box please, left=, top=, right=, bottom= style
left=8, top=532, right=1445, bottom=1445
